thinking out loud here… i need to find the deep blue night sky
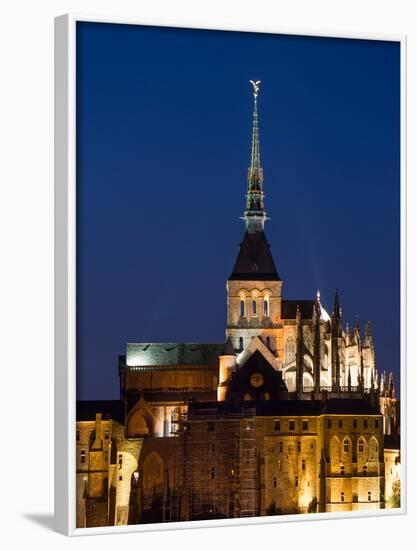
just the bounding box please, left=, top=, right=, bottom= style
left=76, top=22, right=400, bottom=400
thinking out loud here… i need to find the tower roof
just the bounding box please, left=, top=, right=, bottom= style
left=229, top=230, right=281, bottom=280
left=243, top=80, right=267, bottom=234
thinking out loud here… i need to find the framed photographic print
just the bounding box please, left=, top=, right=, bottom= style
left=54, top=14, right=406, bottom=535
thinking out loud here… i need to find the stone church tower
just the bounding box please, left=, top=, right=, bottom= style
left=226, top=80, right=283, bottom=358
left=225, top=81, right=382, bottom=397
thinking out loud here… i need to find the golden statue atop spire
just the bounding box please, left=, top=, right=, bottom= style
left=249, top=79, right=261, bottom=98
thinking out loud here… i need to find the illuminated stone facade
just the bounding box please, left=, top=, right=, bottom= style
left=76, top=82, right=400, bottom=527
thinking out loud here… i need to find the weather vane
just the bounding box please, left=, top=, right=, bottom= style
left=250, top=79, right=261, bottom=98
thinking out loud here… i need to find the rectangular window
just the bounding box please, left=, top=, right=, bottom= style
left=274, top=420, right=281, bottom=431
left=295, top=476, right=298, bottom=487
left=297, top=441, right=301, bottom=452
left=80, top=450, right=86, bottom=464
left=289, top=420, right=295, bottom=431
left=338, top=419, right=343, bottom=429
left=302, top=420, right=308, bottom=431
left=341, top=492, right=345, bottom=502
left=368, top=491, right=372, bottom=502
left=273, top=477, right=277, bottom=488
left=340, top=465, right=345, bottom=475
left=363, top=465, right=367, bottom=475
left=211, top=467, right=216, bottom=480
left=327, top=419, right=332, bottom=429
left=119, top=476, right=123, bottom=481
left=118, top=455, right=122, bottom=469
left=353, top=493, right=358, bottom=503
left=302, top=460, right=305, bottom=471
left=279, top=442, right=283, bottom=453
left=375, top=419, right=379, bottom=429
left=104, top=430, right=110, bottom=440
left=76, top=430, right=80, bottom=442
left=353, top=419, right=357, bottom=429
left=364, top=419, right=368, bottom=429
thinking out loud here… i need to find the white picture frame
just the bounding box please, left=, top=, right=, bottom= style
left=54, top=13, right=407, bottom=536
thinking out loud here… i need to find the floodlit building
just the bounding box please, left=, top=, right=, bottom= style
left=76, top=82, right=400, bottom=527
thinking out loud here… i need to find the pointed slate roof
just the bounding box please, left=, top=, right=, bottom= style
left=229, top=230, right=281, bottom=281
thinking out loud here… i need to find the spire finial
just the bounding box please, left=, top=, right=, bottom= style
left=243, top=80, right=266, bottom=233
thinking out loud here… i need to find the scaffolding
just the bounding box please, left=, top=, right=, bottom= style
left=170, top=408, right=259, bottom=521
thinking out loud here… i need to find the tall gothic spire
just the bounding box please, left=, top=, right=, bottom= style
left=313, top=303, right=321, bottom=394
left=296, top=305, right=304, bottom=399
left=244, top=80, right=267, bottom=234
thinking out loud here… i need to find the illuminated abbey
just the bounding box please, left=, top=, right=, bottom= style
left=76, top=82, right=400, bottom=528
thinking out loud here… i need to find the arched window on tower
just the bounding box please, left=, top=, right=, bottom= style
left=239, top=337, right=243, bottom=351
left=240, top=299, right=245, bottom=317
left=285, top=337, right=296, bottom=365
left=264, top=296, right=269, bottom=317
left=252, top=300, right=257, bottom=316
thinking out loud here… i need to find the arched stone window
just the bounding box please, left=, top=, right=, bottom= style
left=357, top=436, right=366, bottom=455
left=239, top=337, right=243, bottom=351
left=263, top=296, right=269, bottom=317
left=285, top=337, right=296, bottom=365
left=240, top=299, right=245, bottom=317
left=343, top=437, right=351, bottom=454
left=252, top=300, right=257, bottom=316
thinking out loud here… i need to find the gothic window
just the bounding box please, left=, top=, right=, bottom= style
left=358, top=437, right=365, bottom=454
left=285, top=337, right=296, bottom=365
left=263, top=297, right=269, bottom=317
left=343, top=439, right=350, bottom=453
left=252, top=300, right=257, bottom=316
left=240, top=300, right=245, bottom=317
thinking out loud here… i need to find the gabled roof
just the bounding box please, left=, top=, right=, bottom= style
left=229, top=230, right=281, bottom=281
